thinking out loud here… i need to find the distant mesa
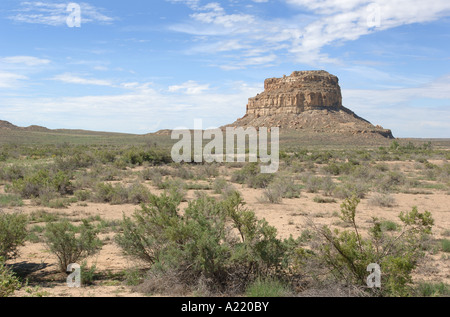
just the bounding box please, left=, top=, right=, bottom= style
left=225, top=70, right=394, bottom=139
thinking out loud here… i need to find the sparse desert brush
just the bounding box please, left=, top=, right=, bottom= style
left=302, top=173, right=322, bottom=193
left=247, top=173, right=275, bottom=189
left=245, top=277, right=292, bottom=297
left=93, top=182, right=150, bottom=205
left=416, top=282, right=449, bottom=297
left=54, top=152, right=96, bottom=172
left=0, top=164, right=27, bottom=182
left=313, top=196, right=336, bottom=204
left=74, top=189, right=92, bottom=202
left=213, top=178, right=240, bottom=200
left=332, top=179, right=369, bottom=199
left=127, top=182, right=152, bottom=204
left=368, top=192, right=396, bottom=207
left=212, top=177, right=229, bottom=194
left=171, top=164, right=195, bottom=180
left=116, top=191, right=299, bottom=294
left=276, top=176, right=302, bottom=198
left=230, top=162, right=259, bottom=184
left=196, top=163, right=219, bottom=179
left=0, top=194, right=23, bottom=207
left=44, top=219, right=102, bottom=273
left=89, top=164, right=123, bottom=182
left=260, top=177, right=301, bottom=204
left=93, top=182, right=124, bottom=204
left=9, top=169, right=73, bottom=199
left=0, top=258, right=21, bottom=297
left=0, top=212, right=28, bottom=260
left=306, top=196, right=434, bottom=297
left=121, top=147, right=172, bottom=167
left=320, top=175, right=335, bottom=196
left=156, top=178, right=187, bottom=202
left=377, top=171, right=406, bottom=192
left=323, top=161, right=358, bottom=176
left=260, top=184, right=283, bottom=204
left=441, top=239, right=450, bottom=253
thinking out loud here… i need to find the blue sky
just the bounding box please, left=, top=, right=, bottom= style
left=0, top=0, right=449, bottom=137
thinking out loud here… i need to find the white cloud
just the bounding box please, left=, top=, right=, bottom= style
left=51, top=73, right=114, bottom=86
left=342, top=74, right=450, bottom=137
left=9, top=1, right=115, bottom=26
left=168, top=80, right=210, bottom=95
left=0, top=56, right=51, bottom=66
left=167, top=0, right=450, bottom=67
left=0, top=72, right=28, bottom=89
left=0, top=79, right=262, bottom=133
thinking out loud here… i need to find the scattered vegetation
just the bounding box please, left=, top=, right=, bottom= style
left=116, top=191, right=300, bottom=294
left=0, top=138, right=448, bottom=297
left=306, top=197, right=434, bottom=296
left=44, top=219, right=102, bottom=272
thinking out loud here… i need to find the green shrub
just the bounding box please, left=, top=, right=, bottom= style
left=441, top=239, right=450, bottom=253
left=230, top=163, right=274, bottom=188
left=309, top=197, right=434, bottom=297
left=0, top=259, right=21, bottom=297
left=10, top=169, right=73, bottom=199
left=260, top=177, right=301, bottom=204
left=379, top=220, right=399, bottom=232
left=0, top=194, right=23, bottom=207
left=0, top=164, right=27, bottom=182
left=121, top=147, right=172, bottom=167
left=320, top=176, right=335, bottom=196
left=80, top=260, right=98, bottom=286
left=313, top=196, right=336, bottom=204
left=303, top=174, right=322, bottom=193
left=28, top=209, right=59, bottom=223
left=93, top=183, right=128, bottom=204
left=212, top=177, right=229, bottom=194
left=231, top=163, right=259, bottom=184
left=44, top=219, right=102, bottom=272
left=127, top=183, right=152, bottom=204
left=378, top=171, right=405, bottom=192
left=245, top=277, right=292, bottom=297
left=74, top=190, right=91, bottom=202
left=368, top=193, right=396, bottom=207
left=332, top=181, right=369, bottom=199
left=197, top=163, right=219, bottom=179
left=247, top=173, right=274, bottom=189
left=116, top=192, right=297, bottom=294
left=416, top=282, right=449, bottom=297
left=260, top=185, right=283, bottom=204
left=0, top=212, right=28, bottom=260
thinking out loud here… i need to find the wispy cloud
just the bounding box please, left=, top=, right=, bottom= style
left=51, top=73, right=114, bottom=86
left=0, top=56, right=51, bottom=66
left=0, top=79, right=262, bottom=133
left=167, top=0, right=450, bottom=68
left=0, top=72, right=28, bottom=89
left=9, top=1, right=115, bottom=26
left=168, top=80, right=210, bottom=95
left=342, top=74, right=450, bottom=137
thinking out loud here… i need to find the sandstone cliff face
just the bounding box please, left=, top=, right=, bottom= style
left=228, top=70, right=394, bottom=139
left=247, top=71, right=342, bottom=116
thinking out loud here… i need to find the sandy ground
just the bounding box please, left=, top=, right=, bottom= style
left=3, top=165, right=449, bottom=297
